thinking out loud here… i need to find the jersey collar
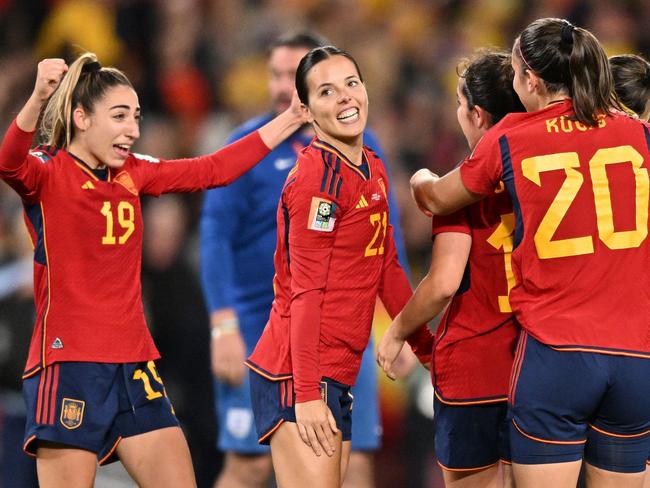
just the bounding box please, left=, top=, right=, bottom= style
left=312, top=139, right=370, bottom=180
left=68, top=151, right=111, bottom=182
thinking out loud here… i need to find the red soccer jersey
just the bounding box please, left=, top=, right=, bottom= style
left=246, top=139, right=432, bottom=402
left=431, top=188, right=518, bottom=403
left=0, top=120, right=270, bottom=376
left=460, top=101, right=650, bottom=356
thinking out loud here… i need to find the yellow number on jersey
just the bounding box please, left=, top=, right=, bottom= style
left=133, top=361, right=173, bottom=409
left=101, top=201, right=136, bottom=245
left=589, top=147, right=648, bottom=249
left=486, top=213, right=515, bottom=312
left=522, top=146, right=648, bottom=259
left=133, top=367, right=163, bottom=401
left=522, top=152, right=594, bottom=258
left=365, top=211, right=388, bottom=257
left=100, top=202, right=116, bottom=245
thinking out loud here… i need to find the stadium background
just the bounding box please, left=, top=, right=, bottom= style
left=0, top=1, right=647, bottom=486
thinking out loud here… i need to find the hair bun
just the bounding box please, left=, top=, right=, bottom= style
left=82, top=61, right=101, bottom=74
left=560, top=21, right=575, bottom=47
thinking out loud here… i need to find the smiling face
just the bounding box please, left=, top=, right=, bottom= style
left=304, top=55, right=368, bottom=146
left=71, top=84, right=141, bottom=169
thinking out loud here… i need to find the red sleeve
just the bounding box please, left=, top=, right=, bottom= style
left=458, top=129, right=504, bottom=196
left=286, top=158, right=348, bottom=403
left=0, top=119, right=43, bottom=201
left=431, top=208, right=470, bottom=237
left=378, top=226, right=434, bottom=365
left=289, top=245, right=331, bottom=402
left=133, top=130, right=270, bottom=196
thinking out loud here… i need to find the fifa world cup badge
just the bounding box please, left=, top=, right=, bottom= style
left=308, top=197, right=337, bottom=232
left=60, top=398, right=85, bottom=429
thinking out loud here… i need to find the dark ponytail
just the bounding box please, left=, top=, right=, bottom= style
left=609, top=54, right=650, bottom=121
left=515, top=17, right=623, bottom=127
left=458, top=50, right=525, bottom=124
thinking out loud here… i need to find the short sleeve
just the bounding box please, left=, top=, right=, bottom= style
left=459, top=129, right=504, bottom=196
left=431, top=208, right=470, bottom=237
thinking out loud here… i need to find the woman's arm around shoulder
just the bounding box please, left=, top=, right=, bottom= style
left=135, top=92, right=309, bottom=195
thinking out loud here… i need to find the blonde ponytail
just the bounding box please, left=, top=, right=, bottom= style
left=39, top=52, right=132, bottom=148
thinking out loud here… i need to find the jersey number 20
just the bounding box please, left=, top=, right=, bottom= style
left=522, top=145, right=648, bottom=259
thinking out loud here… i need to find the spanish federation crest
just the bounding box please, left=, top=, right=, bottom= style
left=377, top=178, right=387, bottom=198
left=60, top=398, right=85, bottom=430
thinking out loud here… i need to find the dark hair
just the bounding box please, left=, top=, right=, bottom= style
left=269, top=31, right=328, bottom=54
left=458, top=50, right=525, bottom=124
left=295, top=46, right=363, bottom=105
left=514, top=17, right=623, bottom=126
left=40, top=52, right=133, bottom=147
left=609, top=54, right=650, bottom=121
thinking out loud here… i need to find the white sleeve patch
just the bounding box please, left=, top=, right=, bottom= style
left=28, top=151, right=50, bottom=163
left=132, top=152, right=160, bottom=163
left=308, top=196, right=337, bottom=232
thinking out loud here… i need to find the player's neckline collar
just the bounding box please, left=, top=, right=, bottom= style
left=312, top=139, right=370, bottom=180
left=546, top=98, right=569, bottom=107
left=542, top=99, right=572, bottom=112
left=68, top=151, right=111, bottom=182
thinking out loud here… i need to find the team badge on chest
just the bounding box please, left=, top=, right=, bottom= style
left=114, top=171, right=138, bottom=196
left=308, top=197, right=337, bottom=232
left=60, top=398, right=85, bottom=429
left=377, top=178, right=387, bottom=198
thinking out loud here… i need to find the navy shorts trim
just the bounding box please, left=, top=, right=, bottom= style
left=243, top=342, right=382, bottom=452
left=434, top=395, right=510, bottom=471
left=585, top=425, right=650, bottom=473
left=509, top=332, right=650, bottom=472
left=23, top=361, right=178, bottom=464
left=248, top=369, right=352, bottom=445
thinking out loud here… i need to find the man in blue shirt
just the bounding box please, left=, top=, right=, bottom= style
left=200, top=32, right=411, bottom=488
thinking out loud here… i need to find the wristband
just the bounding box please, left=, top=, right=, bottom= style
left=211, top=317, right=240, bottom=339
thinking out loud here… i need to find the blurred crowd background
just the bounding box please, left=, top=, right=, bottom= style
left=0, top=0, right=648, bottom=486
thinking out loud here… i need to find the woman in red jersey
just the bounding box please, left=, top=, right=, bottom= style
left=410, top=18, right=650, bottom=488
left=245, top=46, right=433, bottom=488
left=0, top=53, right=307, bottom=487
left=377, top=51, right=523, bottom=488
left=610, top=54, right=650, bottom=121
left=609, top=52, right=650, bottom=488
